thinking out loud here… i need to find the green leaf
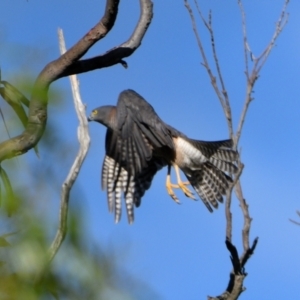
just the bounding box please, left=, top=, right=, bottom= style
left=0, top=81, right=29, bottom=107
left=0, top=81, right=39, bottom=158
left=0, top=166, right=17, bottom=216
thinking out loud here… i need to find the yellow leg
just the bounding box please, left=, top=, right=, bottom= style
left=166, top=165, right=181, bottom=204
left=173, top=164, right=196, bottom=200
left=165, top=165, right=196, bottom=203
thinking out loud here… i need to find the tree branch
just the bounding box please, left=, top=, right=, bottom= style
left=35, top=28, right=90, bottom=283
left=0, top=0, right=153, bottom=163
left=58, top=0, right=153, bottom=77
left=235, top=0, right=289, bottom=145
left=225, top=163, right=244, bottom=242
left=185, top=0, right=289, bottom=299
left=185, top=0, right=233, bottom=138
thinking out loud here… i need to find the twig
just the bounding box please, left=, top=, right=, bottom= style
left=184, top=2, right=225, bottom=116
left=234, top=180, right=251, bottom=252
left=255, top=0, right=289, bottom=74
left=207, top=12, right=233, bottom=138
left=34, top=29, right=90, bottom=283
left=187, top=0, right=233, bottom=138
left=235, top=0, right=289, bottom=145
left=238, top=0, right=250, bottom=79
left=226, top=163, right=244, bottom=242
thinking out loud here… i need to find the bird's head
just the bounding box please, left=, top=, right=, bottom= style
left=88, top=105, right=116, bottom=129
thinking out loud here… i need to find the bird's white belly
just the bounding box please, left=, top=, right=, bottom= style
left=174, top=137, right=207, bottom=169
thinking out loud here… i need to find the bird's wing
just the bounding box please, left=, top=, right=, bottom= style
left=116, top=90, right=174, bottom=161
left=101, top=152, right=166, bottom=224
left=133, top=157, right=167, bottom=207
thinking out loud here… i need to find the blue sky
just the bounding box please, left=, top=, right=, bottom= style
left=1, top=0, right=300, bottom=299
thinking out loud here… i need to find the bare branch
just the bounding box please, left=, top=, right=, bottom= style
left=184, top=1, right=213, bottom=79
left=238, top=0, right=250, bottom=79
left=226, top=163, right=244, bottom=242
left=255, top=0, right=289, bottom=74
left=35, top=28, right=90, bottom=283
left=235, top=81, right=254, bottom=145
left=0, top=0, right=153, bottom=163
left=240, top=237, right=258, bottom=268
left=208, top=237, right=258, bottom=300
left=185, top=0, right=289, bottom=299
left=186, top=0, right=233, bottom=138
left=235, top=180, right=251, bottom=252
left=236, top=0, right=289, bottom=145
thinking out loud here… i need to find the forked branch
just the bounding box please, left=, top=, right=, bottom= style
left=184, top=0, right=289, bottom=298
left=235, top=0, right=289, bottom=145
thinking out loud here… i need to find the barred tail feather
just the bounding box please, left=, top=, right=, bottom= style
left=125, top=176, right=135, bottom=224
left=190, top=139, right=238, bottom=164
left=101, top=155, right=164, bottom=224
left=105, top=156, right=116, bottom=213
left=184, top=162, right=232, bottom=212
left=114, top=176, right=122, bottom=223
left=208, top=156, right=237, bottom=173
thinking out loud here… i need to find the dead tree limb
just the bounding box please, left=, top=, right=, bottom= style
left=184, top=0, right=289, bottom=298
left=185, top=0, right=233, bottom=138
left=235, top=0, right=289, bottom=145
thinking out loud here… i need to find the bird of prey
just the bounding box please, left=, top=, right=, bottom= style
left=88, top=89, right=238, bottom=224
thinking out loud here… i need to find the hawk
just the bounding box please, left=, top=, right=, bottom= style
left=88, top=89, right=238, bottom=224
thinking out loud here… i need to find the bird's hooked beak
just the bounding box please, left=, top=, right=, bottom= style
left=87, top=109, right=98, bottom=122
left=87, top=112, right=95, bottom=122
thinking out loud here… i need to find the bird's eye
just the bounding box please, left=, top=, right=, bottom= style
left=92, top=110, right=97, bottom=116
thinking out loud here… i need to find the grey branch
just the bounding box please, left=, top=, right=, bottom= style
left=235, top=0, right=289, bottom=145
left=0, top=0, right=153, bottom=163
left=35, top=29, right=91, bottom=283
left=58, top=0, right=153, bottom=78
left=226, top=163, right=244, bottom=242
left=184, top=0, right=289, bottom=299
left=185, top=0, right=233, bottom=138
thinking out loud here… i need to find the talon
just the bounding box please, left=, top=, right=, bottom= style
left=165, top=165, right=197, bottom=203
left=173, top=165, right=196, bottom=200
left=178, top=181, right=196, bottom=200
left=166, top=176, right=181, bottom=204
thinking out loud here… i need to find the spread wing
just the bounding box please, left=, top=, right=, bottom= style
left=114, top=89, right=174, bottom=174
left=101, top=152, right=166, bottom=224
left=102, top=90, right=174, bottom=223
